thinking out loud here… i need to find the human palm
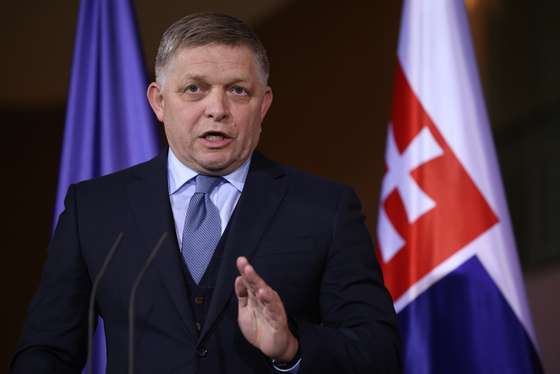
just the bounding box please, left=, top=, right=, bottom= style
left=234, top=256, right=299, bottom=362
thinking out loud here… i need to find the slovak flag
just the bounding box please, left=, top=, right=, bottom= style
left=376, top=1, right=544, bottom=373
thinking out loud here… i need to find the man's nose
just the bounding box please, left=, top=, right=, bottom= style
left=204, top=89, right=229, bottom=121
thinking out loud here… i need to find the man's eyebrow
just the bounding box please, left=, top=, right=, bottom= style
left=181, top=74, right=208, bottom=82
left=228, top=78, right=252, bottom=85
left=178, top=68, right=260, bottom=84
left=181, top=74, right=252, bottom=85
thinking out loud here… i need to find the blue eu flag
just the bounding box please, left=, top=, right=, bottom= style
left=54, top=0, right=160, bottom=372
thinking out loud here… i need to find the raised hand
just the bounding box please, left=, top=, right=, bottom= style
left=234, top=256, right=299, bottom=362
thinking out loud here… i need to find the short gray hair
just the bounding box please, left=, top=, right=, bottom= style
left=155, top=13, right=270, bottom=85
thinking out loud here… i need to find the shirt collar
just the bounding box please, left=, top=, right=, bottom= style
left=167, top=148, right=251, bottom=195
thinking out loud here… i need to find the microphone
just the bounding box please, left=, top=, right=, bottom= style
left=87, top=232, right=125, bottom=374
left=128, top=232, right=168, bottom=374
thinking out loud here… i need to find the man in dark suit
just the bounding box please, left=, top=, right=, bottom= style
left=12, top=13, right=401, bottom=373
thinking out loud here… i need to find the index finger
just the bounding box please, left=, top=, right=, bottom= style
left=236, top=256, right=268, bottom=291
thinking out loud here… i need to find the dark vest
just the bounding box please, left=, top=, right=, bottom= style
left=178, top=209, right=274, bottom=373
left=180, top=209, right=236, bottom=335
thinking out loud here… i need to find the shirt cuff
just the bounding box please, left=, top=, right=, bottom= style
left=272, top=357, right=302, bottom=373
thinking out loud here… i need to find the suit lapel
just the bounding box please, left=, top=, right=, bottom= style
left=199, top=152, right=288, bottom=343
left=126, top=152, right=196, bottom=339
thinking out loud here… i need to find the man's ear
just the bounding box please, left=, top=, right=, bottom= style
left=147, top=82, right=165, bottom=122
left=260, top=86, right=273, bottom=121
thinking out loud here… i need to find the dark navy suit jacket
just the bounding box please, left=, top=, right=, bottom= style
left=12, top=151, right=401, bottom=373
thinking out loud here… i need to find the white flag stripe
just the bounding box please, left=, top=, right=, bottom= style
left=395, top=0, right=537, bottom=346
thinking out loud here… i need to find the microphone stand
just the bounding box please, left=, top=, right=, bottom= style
left=87, top=232, right=125, bottom=374
left=128, top=232, right=168, bottom=374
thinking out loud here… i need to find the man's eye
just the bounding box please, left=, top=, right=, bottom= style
left=184, top=84, right=200, bottom=93
left=230, top=86, right=248, bottom=96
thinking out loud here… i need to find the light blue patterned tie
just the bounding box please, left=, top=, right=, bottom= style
left=182, top=175, right=222, bottom=284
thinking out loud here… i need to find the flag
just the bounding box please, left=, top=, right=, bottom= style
left=376, top=0, right=543, bottom=372
left=54, top=0, right=160, bottom=372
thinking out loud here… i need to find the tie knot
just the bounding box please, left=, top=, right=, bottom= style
left=195, top=175, right=221, bottom=194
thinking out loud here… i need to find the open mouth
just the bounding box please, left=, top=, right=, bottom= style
left=202, top=131, right=229, bottom=141
left=199, top=131, right=233, bottom=147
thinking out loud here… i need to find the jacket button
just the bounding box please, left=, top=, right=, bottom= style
left=194, top=296, right=205, bottom=304
left=197, top=346, right=208, bottom=357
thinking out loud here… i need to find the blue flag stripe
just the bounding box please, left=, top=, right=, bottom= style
left=398, top=256, right=543, bottom=374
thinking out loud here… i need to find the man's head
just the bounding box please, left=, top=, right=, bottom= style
left=155, top=13, right=270, bottom=86
left=147, top=13, right=273, bottom=176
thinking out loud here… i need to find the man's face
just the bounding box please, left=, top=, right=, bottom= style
left=148, top=44, right=272, bottom=175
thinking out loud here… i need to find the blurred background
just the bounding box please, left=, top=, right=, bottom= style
left=2, top=0, right=558, bottom=371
